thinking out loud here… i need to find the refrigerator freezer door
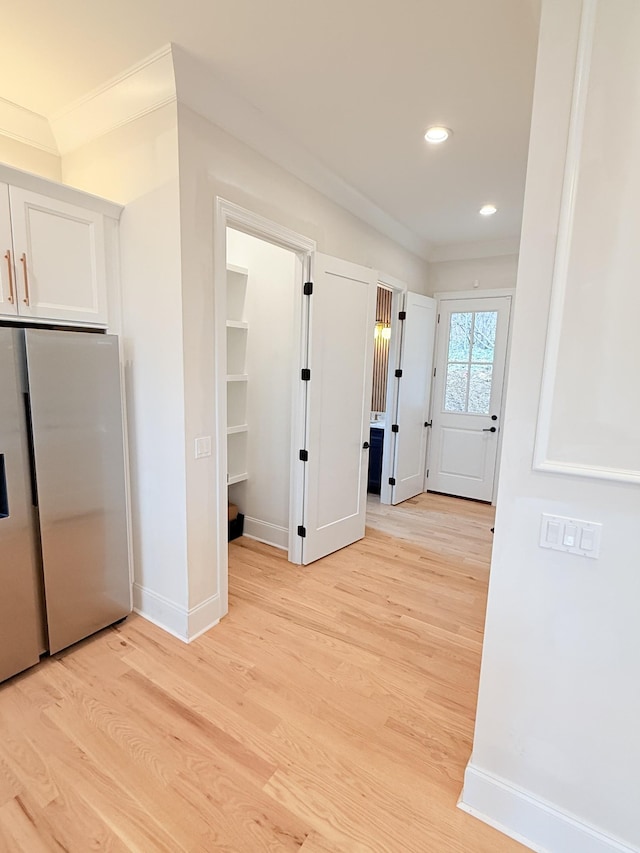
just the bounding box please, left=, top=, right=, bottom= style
left=25, top=329, right=131, bottom=654
left=0, top=328, right=43, bottom=681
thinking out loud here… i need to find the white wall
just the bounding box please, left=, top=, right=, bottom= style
left=226, top=229, right=297, bottom=548
left=61, top=104, right=190, bottom=630
left=0, top=137, right=61, bottom=182
left=177, top=101, right=430, bottom=621
left=462, top=1, right=640, bottom=851
left=429, top=254, right=518, bottom=295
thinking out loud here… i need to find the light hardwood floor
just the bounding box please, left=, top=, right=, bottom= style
left=0, top=493, right=525, bottom=852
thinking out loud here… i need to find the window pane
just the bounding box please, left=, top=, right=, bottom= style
left=468, top=364, right=493, bottom=414
left=471, top=311, right=497, bottom=363
left=445, top=364, right=468, bottom=412
left=448, top=312, right=472, bottom=361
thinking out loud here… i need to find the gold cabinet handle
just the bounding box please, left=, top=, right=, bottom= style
left=4, top=249, right=14, bottom=304
left=20, top=253, right=29, bottom=305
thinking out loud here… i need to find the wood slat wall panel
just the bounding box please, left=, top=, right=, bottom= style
left=371, top=287, right=392, bottom=412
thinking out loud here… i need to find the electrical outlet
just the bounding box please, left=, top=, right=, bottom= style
left=540, top=514, right=602, bottom=559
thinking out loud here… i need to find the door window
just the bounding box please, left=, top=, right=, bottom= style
left=444, top=311, right=497, bottom=414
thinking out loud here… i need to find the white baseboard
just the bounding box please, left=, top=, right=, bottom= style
left=460, top=763, right=639, bottom=853
left=132, top=583, right=221, bottom=643
left=243, top=516, right=288, bottom=550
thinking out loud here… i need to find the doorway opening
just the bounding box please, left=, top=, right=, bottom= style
left=225, top=227, right=300, bottom=556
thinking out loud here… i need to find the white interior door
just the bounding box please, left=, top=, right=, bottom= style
left=302, top=252, right=376, bottom=565
left=391, top=292, right=437, bottom=504
left=428, top=296, right=511, bottom=501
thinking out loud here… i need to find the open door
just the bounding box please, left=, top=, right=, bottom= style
left=301, top=253, right=376, bottom=565
left=390, top=292, right=437, bottom=504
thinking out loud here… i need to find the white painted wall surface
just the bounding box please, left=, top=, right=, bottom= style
left=61, top=105, right=190, bottom=629
left=0, top=137, right=61, bottom=181
left=429, top=253, right=519, bottom=295
left=226, top=229, right=297, bottom=546
left=177, top=102, right=430, bottom=618
left=463, top=1, right=640, bottom=851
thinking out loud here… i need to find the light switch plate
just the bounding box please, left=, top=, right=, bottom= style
left=195, top=436, right=212, bottom=459
left=540, top=514, right=602, bottom=559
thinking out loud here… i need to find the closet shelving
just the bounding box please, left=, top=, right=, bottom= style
left=226, top=264, right=249, bottom=485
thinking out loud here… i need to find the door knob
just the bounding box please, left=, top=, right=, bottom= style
left=491, top=415, right=498, bottom=421
left=483, top=427, right=497, bottom=433
left=362, top=441, right=370, bottom=449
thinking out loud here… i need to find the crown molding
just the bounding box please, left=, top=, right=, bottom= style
left=171, top=45, right=431, bottom=261
left=50, top=45, right=176, bottom=155
left=429, top=236, right=521, bottom=263
left=0, top=97, right=58, bottom=155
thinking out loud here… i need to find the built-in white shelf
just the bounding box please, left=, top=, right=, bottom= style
left=227, top=424, right=248, bottom=435
left=226, top=320, right=249, bottom=330
left=227, top=472, right=248, bottom=485
left=227, top=263, right=249, bottom=276
left=226, top=373, right=248, bottom=382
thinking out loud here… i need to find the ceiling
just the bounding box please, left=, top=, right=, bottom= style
left=0, top=0, right=540, bottom=253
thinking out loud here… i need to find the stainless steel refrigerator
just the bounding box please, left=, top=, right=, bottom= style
left=0, top=327, right=131, bottom=683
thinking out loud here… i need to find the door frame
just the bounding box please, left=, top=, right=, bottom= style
left=214, top=198, right=316, bottom=616
left=427, top=288, right=516, bottom=504
left=377, top=273, right=407, bottom=506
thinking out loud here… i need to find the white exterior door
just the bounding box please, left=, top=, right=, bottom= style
left=302, top=252, right=376, bottom=565
left=428, top=296, right=511, bottom=501
left=391, top=291, right=437, bottom=504
left=0, top=184, right=17, bottom=317
left=9, top=187, right=108, bottom=326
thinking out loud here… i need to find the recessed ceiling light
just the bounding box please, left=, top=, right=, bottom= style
left=424, top=126, right=452, bottom=144
left=479, top=204, right=497, bottom=216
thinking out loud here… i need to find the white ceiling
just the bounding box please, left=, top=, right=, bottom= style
left=0, top=0, right=540, bottom=252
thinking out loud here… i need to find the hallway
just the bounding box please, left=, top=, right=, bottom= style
left=0, top=496, right=519, bottom=851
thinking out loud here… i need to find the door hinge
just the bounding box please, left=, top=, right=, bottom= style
left=426, top=469, right=430, bottom=478
left=299, top=449, right=308, bottom=462
left=398, top=310, right=406, bottom=321
left=304, top=281, right=313, bottom=296
left=391, top=424, right=399, bottom=433
left=395, top=369, right=403, bottom=378
left=301, top=368, right=311, bottom=381
left=433, top=367, right=436, bottom=377
left=424, top=420, right=432, bottom=428
left=389, top=477, right=396, bottom=486
left=297, top=525, right=307, bottom=538
left=437, top=313, right=440, bottom=324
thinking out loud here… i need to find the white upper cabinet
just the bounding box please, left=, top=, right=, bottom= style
left=8, top=187, right=108, bottom=326
left=0, top=184, right=17, bottom=316
left=0, top=166, right=120, bottom=328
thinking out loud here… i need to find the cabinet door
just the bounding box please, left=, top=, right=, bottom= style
left=9, top=187, right=108, bottom=326
left=0, top=184, right=17, bottom=317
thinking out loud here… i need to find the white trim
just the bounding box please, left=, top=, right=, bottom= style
left=460, top=763, right=639, bottom=853
left=172, top=44, right=429, bottom=260
left=434, top=288, right=516, bottom=301
left=186, top=594, right=221, bottom=641
left=429, top=237, right=521, bottom=263
left=215, top=198, right=316, bottom=604
left=0, top=97, right=58, bottom=155
left=533, top=0, right=640, bottom=483
left=50, top=45, right=176, bottom=155
left=243, top=517, right=289, bottom=550
left=532, top=0, right=639, bottom=486
left=132, top=583, right=221, bottom=643
left=133, top=583, right=189, bottom=642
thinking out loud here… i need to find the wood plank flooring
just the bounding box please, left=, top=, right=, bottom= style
left=0, top=492, right=525, bottom=851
